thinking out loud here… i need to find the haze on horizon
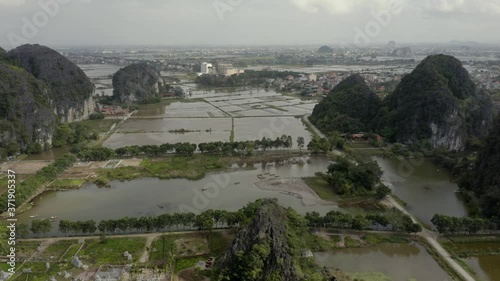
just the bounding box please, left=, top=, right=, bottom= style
left=1, top=0, right=500, bottom=49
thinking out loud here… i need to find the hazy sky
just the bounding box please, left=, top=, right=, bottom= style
left=1, top=0, right=500, bottom=49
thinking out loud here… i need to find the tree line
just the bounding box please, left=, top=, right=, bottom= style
left=18, top=201, right=423, bottom=238
left=431, top=214, right=499, bottom=235
left=306, top=209, right=422, bottom=234
left=76, top=135, right=298, bottom=161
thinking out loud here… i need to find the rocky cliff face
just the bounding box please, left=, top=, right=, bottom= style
left=215, top=199, right=300, bottom=281
left=0, top=61, right=55, bottom=155
left=112, top=62, right=161, bottom=104
left=215, top=199, right=345, bottom=281
left=382, top=55, right=494, bottom=150
left=8, top=44, right=95, bottom=123
left=0, top=44, right=96, bottom=157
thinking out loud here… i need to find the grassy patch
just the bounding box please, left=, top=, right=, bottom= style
left=344, top=236, right=363, bottom=248
left=78, top=119, right=117, bottom=133
left=361, top=234, right=412, bottom=246
left=209, top=232, right=235, bottom=257
left=10, top=262, right=74, bottom=281
left=267, top=105, right=288, bottom=112
left=16, top=241, right=40, bottom=260
left=302, top=232, right=340, bottom=251
left=39, top=240, right=78, bottom=261
left=175, top=256, right=206, bottom=273
left=96, top=155, right=228, bottom=182
left=49, top=178, right=86, bottom=190
left=61, top=243, right=81, bottom=261
left=416, top=237, right=467, bottom=281
left=301, top=115, right=320, bottom=138
left=230, top=118, right=235, bottom=143
left=348, top=272, right=392, bottom=281
left=303, top=176, right=337, bottom=201
left=79, top=237, right=146, bottom=265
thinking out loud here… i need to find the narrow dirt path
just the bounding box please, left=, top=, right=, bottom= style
left=386, top=196, right=476, bottom=281
left=139, top=233, right=162, bottom=263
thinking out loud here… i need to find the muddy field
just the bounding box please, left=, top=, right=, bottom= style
left=255, top=177, right=334, bottom=206
left=0, top=160, right=53, bottom=174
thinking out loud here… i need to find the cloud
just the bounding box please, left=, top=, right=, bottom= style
left=290, top=0, right=364, bottom=15
left=419, top=0, right=500, bottom=15
left=0, top=0, right=25, bottom=6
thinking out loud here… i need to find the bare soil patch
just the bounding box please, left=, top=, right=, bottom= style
left=255, top=177, right=336, bottom=206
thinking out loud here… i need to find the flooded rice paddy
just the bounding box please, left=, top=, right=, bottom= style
left=314, top=242, right=451, bottom=281
left=376, top=157, right=467, bottom=225
left=103, top=87, right=316, bottom=149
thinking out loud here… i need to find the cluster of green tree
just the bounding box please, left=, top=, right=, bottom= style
left=52, top=123, right=99, bottom=148
left=431, top=214, right=499, bottom=235
left=195, top=70, right=300, bottom=87
left=320, top=155, right=387, bottom=196
left=0, top=154, right=76, bottom=212
left=89, top=113, right=105, bottom=120
left=58, top=220, right=97, bottom=234
left=307, top=134, right=346, bottom=154
left=75, top=135, right=298, bottom=161
left=306, top=209, right=421, bottom=233
left=310, top=55, right=494, bottom=150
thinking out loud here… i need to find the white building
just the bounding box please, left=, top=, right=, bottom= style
left=201, top=62, right=213, bottom=74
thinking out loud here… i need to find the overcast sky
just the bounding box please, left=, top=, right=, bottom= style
left=1, top=0, right=500, bottom=49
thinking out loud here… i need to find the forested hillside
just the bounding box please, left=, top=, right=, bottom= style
left=311, top=55, right=494, bottom=151
left=310, top=74, right=381, bottom=134
left=467, top=115, right=500, bottom=218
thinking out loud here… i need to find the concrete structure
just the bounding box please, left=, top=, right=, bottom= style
left=216, top=63, right=232, bottom=74
left=201, top=62, right=213, bottom=74
left=225, top=68, right=245, bottom=76
left=73, top=256, right=84, bottom=268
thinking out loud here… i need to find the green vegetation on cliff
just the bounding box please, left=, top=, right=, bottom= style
left=112, top=62, right=162, bottom=104
left=0, top=59, right=55, bottom=157
left=378, top=55, right=493, bottom=150
left=310, top=55, right=494, bottom=151
left=0, top=44, right=96, bottom=157
left=8, top=44, right=95, bottom=123
left=310, top=74, right=381, bottom=134
left=464, top=115, right=500, bottom=218
left=214, top=199, right=350, bottom=281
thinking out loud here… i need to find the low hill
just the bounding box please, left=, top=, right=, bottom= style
left=310, top=74, right=381, bottom=134
left=112, top=62, right=161, bottom=104
left=318, top=45, right=334, bottom=53
left=379, top=54, right=494, bottom=150
left=8, top=44, right=95, bottom=123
